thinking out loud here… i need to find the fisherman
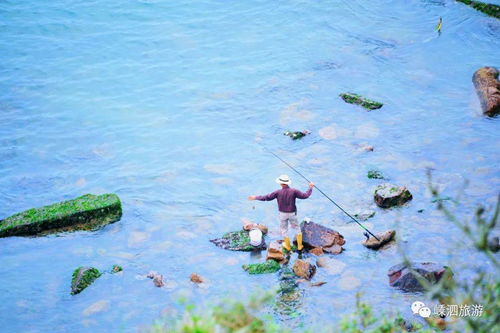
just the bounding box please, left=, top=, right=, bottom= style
left=248, top=175, right=314, bottom=252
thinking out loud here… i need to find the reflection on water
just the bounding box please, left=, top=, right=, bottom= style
left=0, top=0, right=499, bottom=331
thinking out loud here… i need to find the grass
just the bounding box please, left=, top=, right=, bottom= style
left=242, top=260, right=281, bottom=274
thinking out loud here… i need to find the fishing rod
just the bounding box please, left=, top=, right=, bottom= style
left=262, top=146, right=380, bottom=241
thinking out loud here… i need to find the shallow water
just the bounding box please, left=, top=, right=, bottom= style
left=0, top=0, right=499, bottom=331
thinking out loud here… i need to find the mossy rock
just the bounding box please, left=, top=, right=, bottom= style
left=111, top=265, right=123, bottom=273
left=367, top=170, right=384, bottom=179
left=210, top=230, right=266, bottom=251
left=340, top=93, right=383, bottom=110
left=0, top=193, right=122, bottom=237
left=283, top=131, right=309, bottom=140
left=374, top=184, right=412, bottom=208
left=242, top=260, right=281, bottom=274
left=71, top=267, right=102, bottom=295
left=457, top=0, right=500, bottom=19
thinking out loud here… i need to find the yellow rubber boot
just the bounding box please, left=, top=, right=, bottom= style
left=283, top=236, right=291, bottom=252
left=297, top=232, right=304, bottom=251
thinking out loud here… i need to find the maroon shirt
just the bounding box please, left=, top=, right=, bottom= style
left=255, top=186, right=312, bottom=213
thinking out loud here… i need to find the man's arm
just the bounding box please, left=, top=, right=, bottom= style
left=248, top=190, right=279, bottom=201
left=295, top=183, right=314, bottom=199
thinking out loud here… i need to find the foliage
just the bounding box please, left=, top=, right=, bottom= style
left=71, top=267, right=102, bottom=295
left=457, top=0, right=500, bottom=19
left=243, top=260, right=281, bottom=274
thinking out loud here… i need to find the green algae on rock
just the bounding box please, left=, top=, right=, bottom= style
left=242, top=260, right=280, bottom=274
left=339, top=93, right=383, bottom=110
left=210, top=230, right=266, bottom=251
left=457, top=0, right=500, bottom=19
left=283, top=130, right=310, bottom=140
left=111, top=265, right=123, bottom=273
left=71, top=267, right=102, bottom=295
left=0, top=194, right=122, bottom=237
left=367, top=170, right=384, bottom=179
left=374, top=184, right=412, bottom=208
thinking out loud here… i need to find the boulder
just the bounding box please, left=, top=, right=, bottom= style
left=210, top=230, right=266, bottom=251
left=300, top=220, right=345, bottom=249
left=242, top=222, right=268, bottom=234
left=242, top=260, right=281, bottom=274
left=190, top=273, right=204, bottom=284
left=340, top=92, right=383, bottom=110
left=71, top=267, right=102, bottom=295
left=374, top=184, right=412, bottom=208
left=0, top=194, right=122, bottom=237
left=284, top=130, right=310, bottom=140
left=457, top=0, right=500, bottom=19
left=472, top=67, right=500, bottom=117
left=147, top=271, right=164, bottom=287
left=266, top=240, right=285, bottom=262
left=388, top=262, right=450, bottom=292
left=363, top=230, right=396, bottom=250
left=293, top=259, right=316, bottom=280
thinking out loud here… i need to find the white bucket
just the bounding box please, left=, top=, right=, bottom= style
left=249, top=229, right=263, bottom=246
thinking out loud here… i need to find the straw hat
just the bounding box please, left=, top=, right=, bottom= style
left=275, top=174, right=291, bottom=185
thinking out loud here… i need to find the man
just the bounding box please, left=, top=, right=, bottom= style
left=248, top=174, right=314, bottom=252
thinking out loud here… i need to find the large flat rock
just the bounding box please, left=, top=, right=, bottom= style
left=300, top=220, right=345, bottom=249
left=388, top=262, right=450, bottom=292
left=0, top=194, right=122, bottom=237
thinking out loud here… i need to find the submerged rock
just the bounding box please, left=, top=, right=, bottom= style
left=0, top=194, right=122, bottom=237
left=353, top=209, right=376, bottom=221
left=488, top=236, right=499, bottom=252
left=242, top=260, right=281, bottom=274
left=367, top=170, right=384, bottom=179
left=210, top=230, right=266, bottom=251
left=71, top=267, right=102, bottom=295
left=316, top=257, right=346, bottom=275
left=457, top=0, right=500, bottom=19
left=267, top=240, right=285, bottom=262
left=363, top=230, right=396, bottom=249
left=293, top=259, right=316, bottom=280
left=388, top=262, right=451, bottom=292
left=340, top=93, right=383, bottom=110
left=300, top=220, right=345, bottom=250
left=472, top=67, right=500, bottom=117
left=284, top=130, right=310, bottom=140
left=147, top=271, right=164, bottom=287
left=111, top=265, right=123, bottom=273
left=374, top=184, right=412, bottom=208
left=190, top=273, right=204, bottom=284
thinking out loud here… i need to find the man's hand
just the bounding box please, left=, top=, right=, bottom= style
left=248, top=195, right=257, bottom=200
left=308, top=183, right=314, bottom=189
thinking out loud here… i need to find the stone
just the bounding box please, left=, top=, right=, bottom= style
left=284, top=130, right=310, bottom=140
left=242, top=260, right=281, bottom=274
left=309, top=247, right=324, bottom=256
left=488, top=236, right=499, bottom=252
left=353, top=209, right=376, bottom=221
left=316, top=257, right=346, bottom=275
left=340, top=92, right=383, bottom=110
left=111, top=265, right=123, bottom=273
left=210, top=230, right=266, bottom=251
left=242, top=222, right=268, bottom=234
left=457, top=1, right=500, bottom=19
left=147, top=271, right=164, bottom=287
left=388, top=262, right=451, bottom=292
left=323, top=244, right=343, bottom=254
left=71, top=267, right=102, bottom=295
left=190, top=273, right=204, bottom=284
left=300, top=220, right=345, bottom=249
left=0, top=194, right=122, bottom=237
left=266, top=240, right=285, bottom=262
left=374, top=183, right=412, bottom=208
left=292, top=259, right=316, bottom=280
left=472, top=67, right=500, bottom=116
left=367, top=170, right=384, bottom=179
left=363, top=230, right=396, bottom=250
left=311, top=281, right=327, bottom=287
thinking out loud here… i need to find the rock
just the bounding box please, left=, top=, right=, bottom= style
left=353, top=209, right=375, bottom=221
left=311, top=281, right=327, bottom=287
left=472, top=67, right=500, bottom=116
left=374, top=183, right=412, bottom=208
left=292, top=259, right=316, bottom=280
left=367, top=170, right=384, bottom=179
left=242, top=222, right=268, bottom=234
left=309, top=247, right=324, bottom=256
left=457, top=0, right=500, bottom=19
left=210, top=230, right=266, bottom=251
left=488, top=236, right=499, bottom=252
left=190, top=273, right=204, bottom=284
left=300, top=220, right=345, bottom=249
left=338, top=272, right=361, bottom=290
left=147, top=271, right=164, bottom=287
left=71, top=267, right=102, bottom=295
left=284, top=130, right=310, bottom=140
left=266, top=240, right=285, bottom=262
left=316, top=257, right=346, bottom=275
left=0, top=194, right=122, bottom=237
left=82, top=300, right=110, bottom=316
left=322, top=244, right=343, bottom=254
left=242, top=260, right=281, bottom=274
left=111, top=265, right=123, bottom=273
left=363, top=230, right=396, bottom=250
left=340, top=93, right=383, bottom=110
left=388, top=262, right=451, bottom=292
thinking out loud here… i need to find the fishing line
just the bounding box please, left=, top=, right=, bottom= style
left=261, top=145, right=380, bottom=241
